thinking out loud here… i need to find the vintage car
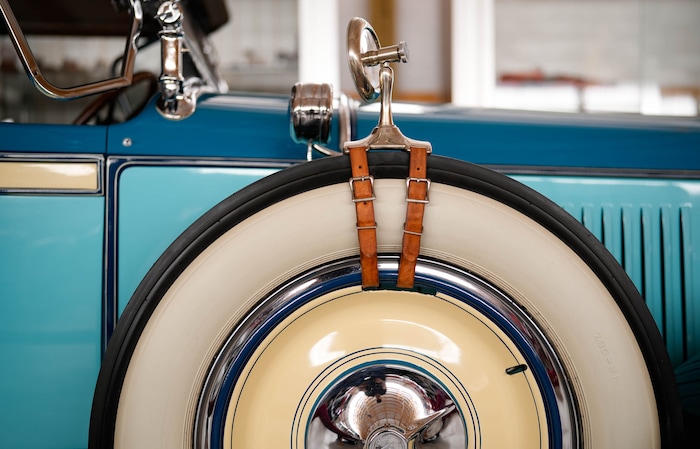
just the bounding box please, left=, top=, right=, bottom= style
left=1, top=0, right=699, bottom=448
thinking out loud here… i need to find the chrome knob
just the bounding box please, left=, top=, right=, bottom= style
left=361, top=41, right=408, bottom=67
left=156, top=1, right=182, bottom=26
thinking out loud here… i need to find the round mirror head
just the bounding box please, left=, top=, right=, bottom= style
left=347, top=17, right=381, bottom=102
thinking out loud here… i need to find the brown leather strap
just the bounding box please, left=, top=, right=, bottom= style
left=348, top=146, right=379, bottom=288
left=397, top=146, right=430, bottom=288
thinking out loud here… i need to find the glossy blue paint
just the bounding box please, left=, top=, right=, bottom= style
left=106, top=94, right=309, bottom=160
left=0, top=195, right=103, bottom=449
left=0, top=122, right=107, bottom=153
left=360, top=107, right=700, bottom=171
left=116, top=165, right=278, bottom=314
left=514, top=175, right=700, bottom=365
left=105, top=93, right=700, bottom=171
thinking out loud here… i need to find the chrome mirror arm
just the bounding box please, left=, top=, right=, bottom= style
left=344, top=17, right=430, bottom=152
left=0, top=0, right=142, bottom=100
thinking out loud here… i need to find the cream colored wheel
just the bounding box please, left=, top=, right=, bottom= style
left=200, top=257, right=565, bottom=449
left=89, top=152, right=681, bottom=448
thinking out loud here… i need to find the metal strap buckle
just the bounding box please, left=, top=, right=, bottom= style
left=349, top=175, right=376, bottom=202
left=405, top=177, right=430, bottom=204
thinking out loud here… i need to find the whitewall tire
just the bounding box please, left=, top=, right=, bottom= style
left=90, top=152, right=681, bottom=448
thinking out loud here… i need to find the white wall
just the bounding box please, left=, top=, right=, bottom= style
left=493, top=0, right=700, bottom=114
left=495, top=0, right=700, bottom=87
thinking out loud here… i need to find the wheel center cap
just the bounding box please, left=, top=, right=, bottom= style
left=309, top=365, right=457, bottom=446
left=366, top=428, right=406, bottom=449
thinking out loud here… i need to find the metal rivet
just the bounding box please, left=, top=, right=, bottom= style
left=122, top=137, right=133, bottom=147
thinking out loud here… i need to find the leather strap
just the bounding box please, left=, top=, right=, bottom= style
left=397, top=146, right=430, bottom=288
left=348, top=146, right=379, bottom=288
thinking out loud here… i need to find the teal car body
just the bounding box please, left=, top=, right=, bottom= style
left=2, top=93, right=699, bottom=448
left=1, top=0, right=700, bottom=445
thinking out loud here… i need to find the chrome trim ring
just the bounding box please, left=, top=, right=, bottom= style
left=194, top=256, right=578, bottom=449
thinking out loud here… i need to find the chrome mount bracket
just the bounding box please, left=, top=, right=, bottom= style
left=155, top=0, right=198, bottom=120
left=155, top=0, right=227, bottom=120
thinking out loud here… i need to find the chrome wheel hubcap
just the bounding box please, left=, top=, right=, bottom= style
left=310, top=365, right=460, bottom=447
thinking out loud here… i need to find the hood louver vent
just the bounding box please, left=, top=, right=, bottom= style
left=563, top=202, right=694, bottom=366
left=517, top=175, right=700, bottom=366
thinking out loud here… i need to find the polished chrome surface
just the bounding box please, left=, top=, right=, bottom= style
left=194, top=256, right=579, bottom=449
left=361, top=42, right=408, bottom=67
left=336, top=93, right=355, bottom=147
left=309, top=365, right=459, bottom=448
left=156, top=1, right=197, bottom=120
left=0, top=0, right=142, bottom=99
left=346, top=17, right=407, bottom=103
left=345, top=18, right=430, bottom=152
left=289, top=84, right=356, bottom=159
left=344, top=65, right=431, bottom=152
left=290, top=83, right=334, bottom=154
left=154, top=0, right=225, bottom=120
left=366, top=429, right=405, bottom=449
left=347, top=17, right=382, bottom=102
